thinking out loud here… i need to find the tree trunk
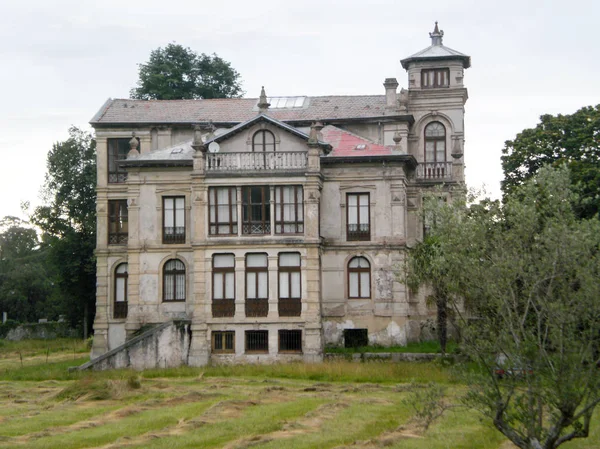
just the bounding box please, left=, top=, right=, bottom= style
left=437, top=295, right=447, bottom=355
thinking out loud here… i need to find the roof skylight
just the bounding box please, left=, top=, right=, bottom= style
left=266, top=97, right=306, bottom=109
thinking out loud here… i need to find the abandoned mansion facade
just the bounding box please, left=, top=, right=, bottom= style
left=90, top=24, right=470, bottom=365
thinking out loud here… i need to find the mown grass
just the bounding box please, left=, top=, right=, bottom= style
left=325, top=340, right=458, bottom=354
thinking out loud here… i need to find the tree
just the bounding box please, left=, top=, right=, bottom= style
left=501, top=105, right=600, bottom=219
left=130, top=43, right=243, bottom=100
left=406, top=166, right=600, bottom=449
left=31, top=127, right=97, bottom=337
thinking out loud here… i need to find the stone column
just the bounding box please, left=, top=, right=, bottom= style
left=96, top=137, right=108, bottom=189
left=303, top=246, right=323, bottom=362
left=91, top=254, right=109, bottom=359
left=267, top=255, right=278, bottom=318
left=234, top=256, right=245, bottom=320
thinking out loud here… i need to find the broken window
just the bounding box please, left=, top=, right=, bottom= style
left=163, top=196, right=185, bottom=244
left=108, top=200, right=128, bottom=245
left=108, top=138, right=137, bottom=183
left=344, top=329, right=369, bottom=348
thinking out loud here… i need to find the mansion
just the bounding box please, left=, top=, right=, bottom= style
left=89, top=23, right=470, bottom=366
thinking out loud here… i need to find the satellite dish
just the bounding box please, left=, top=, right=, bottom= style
left=208, top=142, right=220, bottom=153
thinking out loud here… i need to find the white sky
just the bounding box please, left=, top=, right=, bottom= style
left=1, top=0, right=598, bottom=221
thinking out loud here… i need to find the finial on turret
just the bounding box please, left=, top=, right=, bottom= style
left=429, top=21, right=444, bottom=46
left=257, top=86, right=270, bottom=113
left=127, top=131, right=140, bottom=158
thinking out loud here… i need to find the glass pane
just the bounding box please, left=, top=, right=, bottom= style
left=214, top=254, right=234, bottom=268
left=225, top=272, right=235, bottom=299
left=176, top=274, right=185, bottom=300
left=165, top=207, right=174, bottom=227
left=116, top=263, right=128, bottom=274
left=279, top=272, right=289, bottom=298
left=258, top=272, right=268, bottom=298
left=218, top=205, right=230, bottom=222
left=425, top=141, right=435, bottom=161
left=246, top=254, right=267, bottom=267
left=348, top=203, right=358, bottom=225
left=214, top=334, right=223, bottom=350
left=348, top=195, right=357, bottom=207
left=247, top=272, right=256, bottom=298
left=279, top=253, right=300, bottom=266
left=349, top=273, right=359, bottom=297
left=116, top=278, right=126, bottom=302
left=213, top=273, right=223, bottom=299
left=359, top=205, right=369, bottom=225
left=437, top=141, right=446, bottom=161
left=165, top=275, right=173, bottom=300
left=294, top=97, right=305, bottom=107
left=291, top=272, right=301, bottom=298
left=164, top=198, right=173, bottom=211
left=360, top=272, right=370, bottom=297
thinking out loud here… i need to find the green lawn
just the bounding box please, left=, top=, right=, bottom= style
left=0, top=339, right=597, bottom=449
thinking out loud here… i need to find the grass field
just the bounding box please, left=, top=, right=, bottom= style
left=0, top=339, right=598, bottom=449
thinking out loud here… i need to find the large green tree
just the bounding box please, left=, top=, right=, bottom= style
left=130, top=43, right=243, bottom=100
left=406, top=166, right=600, bottom=449
left=31, top=127, right=96, bottom=337
left=501, top=105, right=600, bottom=218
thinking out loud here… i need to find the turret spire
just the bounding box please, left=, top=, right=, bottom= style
left=429, top=21, right=444, bottom=46
left=257, top=86, right=270, bottom=114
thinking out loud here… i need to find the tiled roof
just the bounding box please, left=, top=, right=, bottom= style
left=400, top=43, right=470, bottom=69
left=321, top=126, right=392, bottom=157
left=90, top=95, right=391, bottom=125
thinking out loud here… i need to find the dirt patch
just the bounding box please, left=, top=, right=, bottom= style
left=334, top=424, right=423, bottom=449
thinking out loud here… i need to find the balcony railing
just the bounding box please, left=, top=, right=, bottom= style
left=206, top=151, right=307, bottom=172
left=416, top=162, right=453, bottom=181
left=163, top=227, right=185, bottom=244
left=113, top=301, right=128, bottom=319
left=245, top=298, right=269, bottom=317
left=212, top=299, right=235, bottom=318
left=278, top=299, right=301, bottom=317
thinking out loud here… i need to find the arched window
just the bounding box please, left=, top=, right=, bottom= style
left=348, top=257, right=371, bottom=299
left=163, top=259, right=186, bottom=302
left=114, top=263, right=128, bottom=319
left=424, top=122, right=446, bottom=163
left=252, top=130, right=276, bottom=152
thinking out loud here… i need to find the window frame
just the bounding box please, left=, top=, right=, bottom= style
left=163, top=259, right=186, bottom=302
left=113, top=263, right=128, bottom=319
left=212, top=254, right=236, bottom=317
left=245, top=330, right=269, bottom=353
left=108, top=199, right=128, bottom=245
left=212, top=331, right=235, bottom=354
left=209, top=187, right=238, bottom=236
left=424, top=121, right=447, bottom=164
left=162, top=196, right=186, bottom=244
left=421, top=68, right=449, bottom=89
left=278, top=252, right=302, bottom=317
left=274, top=185, right=304, bottom=234
left=278, top=330, right=302, bottom=353
left=347, top=256, right=371, bottom=299
left=242, top=186, right=271, bottom=235
left=108, top=138, right=137, bottom=183
left=252, top=130, right=276, bottom=152
left=245, top=253, right=269, bottom=317
left=346, top=193, right=370, bottom=241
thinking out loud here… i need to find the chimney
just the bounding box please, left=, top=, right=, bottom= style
left=383, top=78, right=399, bottom=109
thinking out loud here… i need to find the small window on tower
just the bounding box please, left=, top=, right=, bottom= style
left=421, top=68, right=449, bottom=88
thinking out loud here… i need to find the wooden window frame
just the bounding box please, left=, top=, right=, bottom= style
left=245, top=330, right=269, bottom=353
left=108, top=199, right=128, bottom=245
left=278, top=252, right=301, bottom=317
left=245, top=253, right=268, bottom=317
left=108, top=138, right=138, bottom=183
left=113, top=263, right=128, bottom=319
left=212, top=331, right=235, bottom=354
left=212, top=254, right=235, bottom=317
left=162, top=196, right=185, bottom=244
left=275, top=186, right=304, bottom=234
left=209, top=187, right=237, bottom=236
left=163, top=259, right=186, bottom=302
left=421, top=68, right=449, bottom=89
left=242, top=186, right=271, bottom=235
left=424, top=122, right=447, bottom=164
left=278, top=330, right=302, bottom=353
left=346, top=193, right=370, bottom=241
left=252, top=130, right=276, bottom=152
left=348, top=256, right=371, bottom=299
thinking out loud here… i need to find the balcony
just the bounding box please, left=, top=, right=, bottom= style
left=245, top=298, right=269, bottom=317
left=212, top=299, right=235, bottom=318
left=278, top=299, right=301, bottom=317
left=416, top=162, right=453, bottom=181
left=163, top=227, right=185, bottom=244
left=206, top=151, right=307, bottom=173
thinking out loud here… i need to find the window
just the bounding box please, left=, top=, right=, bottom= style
left=245, top=330, right=269, bottom=353
left=348, top=257, right=371, bottom=299
left=163, top=197, right=185, bottom=244
left=278, top=253, right=301, bottom=317
left=113, top=263, right=128, bottom=319
left=163, top=259, right=185, bottom=301
left=421, top=68, right=449, bottom=88
left=209, top=187, right=238, bottom=235
left=424, top=122, right=446, bottom=163
left=279, top=330, right=302, bottom=353
left=275, top=186, right=303, bottom=234
left=108, top=200, right=128, bottom=245
left=212, top=254, right=235, bottom=317
left=212, top=331, right=235, bottom=353
left=245, top=254, right=268, bottom=317
left=252, top=130, right=276, bottom=152
left=108, top=138, right=137, bottom=183
left=344, top=329, right=368, bottom=348
left=347, top=193, right=370, bottom=241
left=242, top=186, right=270, bottom=234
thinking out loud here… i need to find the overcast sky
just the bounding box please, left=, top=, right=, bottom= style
left=1, top=0, right=598, bottom=221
